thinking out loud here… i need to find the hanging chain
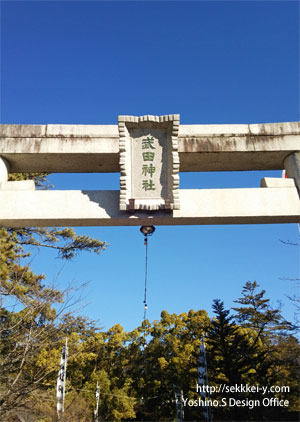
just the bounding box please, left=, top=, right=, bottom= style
left=143, top=235, right=148, bottom=320
left=140, top=226, right=155, bottom=321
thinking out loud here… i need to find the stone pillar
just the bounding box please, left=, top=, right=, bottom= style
left=0, top=157, right=9, bottom=184
left=284, top=152, right=300, bottom=193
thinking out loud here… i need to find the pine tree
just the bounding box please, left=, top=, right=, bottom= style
left=0, top=172, right=108, bottom=417
left=206, top=299, right=269, bottom=421
left=231, top=282, right=300, bottom=421
left=232, top=281, right=290, bottom=336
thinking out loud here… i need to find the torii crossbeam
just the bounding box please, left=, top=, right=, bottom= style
left=0, top=119, right=299, bottom=227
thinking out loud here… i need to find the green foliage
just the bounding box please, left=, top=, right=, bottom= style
left=9, top=172, right=51, bottom=188
left=0, top=173, right=108, bottom=418
left=7, top=227, right=107, bottom=260
left=232, top=281, right=291, bottom=335
left=206, top=299, right=269, bottom=420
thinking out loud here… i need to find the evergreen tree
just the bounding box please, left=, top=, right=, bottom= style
left=206, top=299, right=268, bottom=421
left=207, top=299, right=264, bottom=385
left=231, top=282, right=300, bottom=421
left=232, top=281, right=290, bottom=336
left=0, top=172, right=107, bottom=418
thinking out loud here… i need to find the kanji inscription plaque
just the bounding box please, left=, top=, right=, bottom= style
left=118, top=115, right=180, bottom=211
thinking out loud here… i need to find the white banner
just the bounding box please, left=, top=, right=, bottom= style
left=57, top=338, right=68, bottom=416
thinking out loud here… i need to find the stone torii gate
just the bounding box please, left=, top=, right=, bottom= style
left=0, top=116, right=299, bottom=227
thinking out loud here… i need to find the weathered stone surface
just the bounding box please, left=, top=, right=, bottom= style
left=0, top=125, right=46, bottom=138
left=249, top=121, right=300, bottom=135
left=0, top=188, right=298, bottom=227
left=179, top=124, right=249, bottom=136
left=46, top=125, right=118, bottom=137
left=284, top=152, right=300, bottom=193
left=118, top=115, right=180, bottom=210
left=0, top=122, right=299, bottom=173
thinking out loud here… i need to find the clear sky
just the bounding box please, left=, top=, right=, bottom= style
left=1, top=0, right=299, bottom=332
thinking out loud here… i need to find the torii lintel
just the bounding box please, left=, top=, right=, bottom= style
left=0, top=116, right=299, bottom=227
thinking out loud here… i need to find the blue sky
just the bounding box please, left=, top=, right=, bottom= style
left=1, top=0, right=299, bottom=331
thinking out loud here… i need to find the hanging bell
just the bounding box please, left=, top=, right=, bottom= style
left=140, top=226, right=155, bottom=236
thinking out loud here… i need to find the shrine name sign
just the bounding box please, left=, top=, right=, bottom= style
left=118, top=115, right=180, bottom=211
